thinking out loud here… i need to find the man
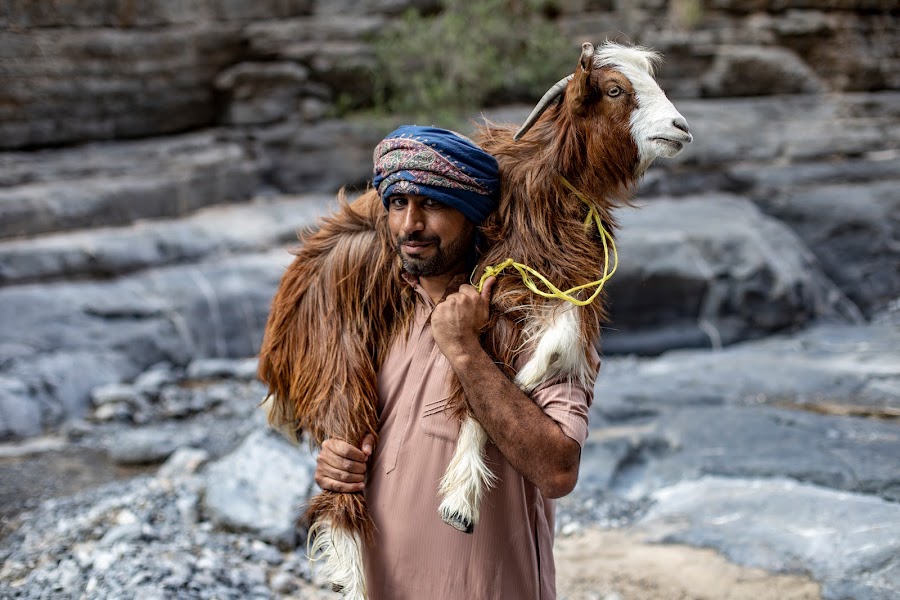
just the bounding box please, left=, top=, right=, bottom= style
left=313, top=126, right=593, bottom=599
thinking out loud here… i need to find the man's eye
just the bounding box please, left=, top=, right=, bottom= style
left=423, top=198, right=439, bottom=208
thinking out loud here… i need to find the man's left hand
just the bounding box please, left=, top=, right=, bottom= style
left=431, top=276, right=495, bottom=359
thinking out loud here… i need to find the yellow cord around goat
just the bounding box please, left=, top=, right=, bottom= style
left=473, top=177, right=618, bottom=307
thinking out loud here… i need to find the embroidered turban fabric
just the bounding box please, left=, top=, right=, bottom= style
left=372, top=126, right=500, bottom=224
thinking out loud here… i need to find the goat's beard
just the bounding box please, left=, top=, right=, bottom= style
left=395, top=225, right=475, bottom=278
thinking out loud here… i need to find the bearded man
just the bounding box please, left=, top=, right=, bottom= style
left=312, top=126, right=594, bottom=599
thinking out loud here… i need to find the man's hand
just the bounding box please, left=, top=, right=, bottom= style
left=314, top=433, right=375, bottom=493
left=431, top=276, right=495, bottom=360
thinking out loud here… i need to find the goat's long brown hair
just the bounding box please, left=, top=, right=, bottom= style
left=257, top=189, right=415, bottom=539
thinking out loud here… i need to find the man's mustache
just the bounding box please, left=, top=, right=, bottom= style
left=397, top=233, right=440, bottom=244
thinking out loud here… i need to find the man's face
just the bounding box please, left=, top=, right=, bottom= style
left=387, top=193, right=475, bottom=278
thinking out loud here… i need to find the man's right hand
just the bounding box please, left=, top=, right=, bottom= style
left=314, top=433, right=375, bottom=493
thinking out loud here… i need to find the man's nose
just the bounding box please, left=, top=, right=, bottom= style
left=401, top=205, right=425, bottom=233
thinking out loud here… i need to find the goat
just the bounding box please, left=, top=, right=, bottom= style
left=258, top=41, right=692, bottom=599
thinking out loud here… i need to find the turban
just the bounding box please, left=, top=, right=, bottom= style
left=372, top=126, right=500, bottom=225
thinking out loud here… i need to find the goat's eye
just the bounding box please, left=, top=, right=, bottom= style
left=608, top=86, right=622, bottom=97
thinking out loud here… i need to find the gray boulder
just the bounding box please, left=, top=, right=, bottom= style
left=0, top=132, right=262, bottom=239
left=752, top=180, right=900, bottom=317
left=581, top=404, right=900, bottom=502
left=256, top=118, right=399, bottom=192
left=0, top=251, right=287, bottom=438
left=201, top=429, right=316, bottom=548
left=0, top=195, right=330, bottom=285
left=215, top=62, right=314, bottom=125
left=596, top=320, right=900, bottom=415
left=638, top=477, right=900, bottom=600
left=700, top=45, right=826, bottom=97
left=244, top=15, right=385, bottom=108
left=0, top=27, right=243, bottom=149
left=603, top=194, right=860, bottom=354
left=0, top=0, right=313, bottom=27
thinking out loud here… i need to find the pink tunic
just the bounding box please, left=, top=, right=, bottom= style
left=363, top=280, right=593, bottom=600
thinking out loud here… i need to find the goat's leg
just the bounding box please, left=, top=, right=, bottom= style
left=306, top=492, right=371, bottom=600
left=438, top=416, right=496, bottom=533
left=308, top=519, right=366, bottom=599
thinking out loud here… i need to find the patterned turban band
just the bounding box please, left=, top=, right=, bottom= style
left=372, top=126, right=500, bottom=225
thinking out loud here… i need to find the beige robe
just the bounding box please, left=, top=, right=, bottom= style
left=363, top=280, right=593, bottom=600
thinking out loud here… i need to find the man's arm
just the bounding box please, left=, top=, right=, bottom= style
left=431, top=277, right=583, bottom=499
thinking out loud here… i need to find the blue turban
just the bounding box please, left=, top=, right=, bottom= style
left=372, top=126, right=500, bottom=225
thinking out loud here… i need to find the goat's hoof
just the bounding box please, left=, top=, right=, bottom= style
left=441, top=511, right=474, bottom=534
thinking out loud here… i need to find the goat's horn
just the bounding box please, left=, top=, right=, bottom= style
left=514, top=74, right=573, bottom=141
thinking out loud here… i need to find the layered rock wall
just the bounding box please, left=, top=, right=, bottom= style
left=1, top=0, right=897, bottom=149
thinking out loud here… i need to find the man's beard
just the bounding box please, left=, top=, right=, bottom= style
left=396, top=227, right=474, bottom=277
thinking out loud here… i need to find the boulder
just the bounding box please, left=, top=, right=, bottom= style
left=0, top=251, right=288, bottom=438
left=201, top=429, right=316, bottom=547
left=0, top=0, right=313, bottom=27
left=244, top=15, right=385, bottom=108
left=0, top=195, right=330, bottom=285
left=669, top=93, right=900, bottom=169
left=582, top=404, right=900, bottom=502
left=215, top=62, right=314, bottom=125
left=603, top=194, right=860, bottom=354
left=595, top=320, right=900, bottom=416
left=752, top=180, right=900, bottom=317
left=701, top=45, right=826, bottom=97
left=0, top=26, right=243, bottom=149
left=0, top=132, right=263, bottom=239
left=256, top=117, right=400, bottom=192
left=637, top=477, right=900, bottom=600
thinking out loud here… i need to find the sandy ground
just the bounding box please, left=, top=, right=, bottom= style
left=290, top=527, right=822, bottom=599
left=555, top=528, right=821, bottom=600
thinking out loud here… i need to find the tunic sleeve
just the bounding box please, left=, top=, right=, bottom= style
left=530, top=377, right=593, bottom=447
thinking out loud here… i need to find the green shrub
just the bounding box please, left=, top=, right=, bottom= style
left=371, top=0, right=574, bottom=120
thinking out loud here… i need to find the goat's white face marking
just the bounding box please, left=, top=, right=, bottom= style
left=594, top=45, right=692, bottom=174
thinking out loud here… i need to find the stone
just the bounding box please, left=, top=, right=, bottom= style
left=584, top=404, right=900, bottom=502
left=0, top=194, right=328, bottom=286
left=596, top=320, right=900, bottom=416
left=157, top=448, right=211, bottom=481
left=0, top=0, right=314, bottom=27
left=201, top=429, right=316, bottom=548
left=257, top=118, right=400, bottom=192
left=0, top=375, right=41, bottom=439
left=186, top=358, right=261, bottom=381
left=0, top=133, right=262, bottom=239
left=752, top=180, right=900, bottom=317
left=0, top=27, right=244, bottom=149
left=91, top=383, right=143, bottom=407
left=603, top=194, right=860, bottom=355
left=243, top=15, right=385, bottom=108
left=106, top=428, right=185, bottom=466
left=638, top=477, right=900, bottom=600
left=0, top=250, right=288, bottom=434
left=215, top=62, right=312, bottom=125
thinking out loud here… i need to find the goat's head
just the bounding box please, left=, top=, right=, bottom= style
left=515, top=41, right=692, bottom=178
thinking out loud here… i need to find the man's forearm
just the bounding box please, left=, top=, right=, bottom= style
left=446, top=341, right=580, bottom=499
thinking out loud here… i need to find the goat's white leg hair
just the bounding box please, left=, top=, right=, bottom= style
left=515, top=303, right=591, bottom=393
left=307, top=518, right=366, bottom=600
left=439, top=416, right=497, bottom=534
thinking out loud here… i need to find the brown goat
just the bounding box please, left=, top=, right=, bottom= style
left=258, top=41, right=692, bottom=599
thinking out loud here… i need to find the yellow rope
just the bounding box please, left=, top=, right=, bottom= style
left=473, top=177, right=618, bottom=307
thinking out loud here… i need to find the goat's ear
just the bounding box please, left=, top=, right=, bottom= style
left=568, top=42, right=595, bottom=114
